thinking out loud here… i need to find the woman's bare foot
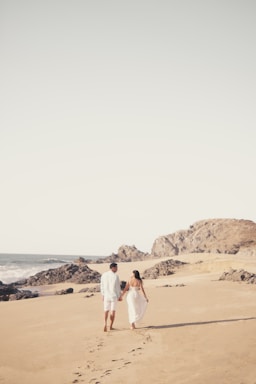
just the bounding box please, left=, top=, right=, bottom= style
left=130, top=323, right=136, bottom=330
left=104, top=325, right=107, bottom=332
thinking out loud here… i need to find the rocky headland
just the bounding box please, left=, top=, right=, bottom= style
left=151, top=218, right=256, bottom=257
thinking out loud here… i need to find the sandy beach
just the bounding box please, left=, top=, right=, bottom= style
left=1, top=253, right=256, bottom=384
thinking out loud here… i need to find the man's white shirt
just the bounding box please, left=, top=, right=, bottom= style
left=100, top=270, right=121, bottom=301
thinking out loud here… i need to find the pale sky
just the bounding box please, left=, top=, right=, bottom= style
left=1, top=0, right=255, bottom=256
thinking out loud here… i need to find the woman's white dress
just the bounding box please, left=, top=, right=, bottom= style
left=126, top=286, right=147, bottom=324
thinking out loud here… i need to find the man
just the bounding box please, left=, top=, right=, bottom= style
left=100, top=262, right=122, bottom=332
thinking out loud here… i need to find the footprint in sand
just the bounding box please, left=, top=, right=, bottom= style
left=88, top=338, right=104, bottom=353
left=100, top=369, right=112, bottom=377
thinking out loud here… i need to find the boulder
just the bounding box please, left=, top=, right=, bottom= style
left=0, top=284, right=38, bottom=301
left=0, top=284, right=19, bottom=301
left=55, top=288, right=74, bottom=295
left=219, top=269, right=256, bottom=284
left=143, top=259, right=187, bottom=279
left=78, top=285, right=100, bottom=293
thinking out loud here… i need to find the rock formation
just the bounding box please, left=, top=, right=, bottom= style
left=151, top=219, right=256, bottom=258
left=98, top=244, right=151, bottom=263
left=55, top=287, right=74, bottom=295
left=78, top=285, right=101, bottom=293
left=219, top=269, right=256, bottom=284
left=14, top=263, right=101, bottom=286
left=0, top=281, right=38, bottom=301
left=142, top=259, right=187, bottom=279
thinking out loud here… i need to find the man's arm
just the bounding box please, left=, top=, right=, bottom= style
left=100, top=274, right=105, bottom=296
left=115, top=275, right=121, bottom=299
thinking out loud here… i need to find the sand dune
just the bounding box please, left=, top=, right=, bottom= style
left=1, top=253, right=256, bottom=384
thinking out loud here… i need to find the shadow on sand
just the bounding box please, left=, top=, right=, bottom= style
left=147, top=317, right=256, bottom=329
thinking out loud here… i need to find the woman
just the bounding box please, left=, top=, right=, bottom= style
left=121, top=270, right=149, bottom=330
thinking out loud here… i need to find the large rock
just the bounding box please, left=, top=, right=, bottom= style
left=142, top=259, right=187, bottom=279
left=0, top=284, right=19, bottom=301
left=99, top=245, right=151, bottom=263
left=151, top=219, right=256, bottom=258
left=219, top=269, right=256, bottom=284
left=0, top=284, right=38, bottom=301
left=15, top=263, right=101, bottom=286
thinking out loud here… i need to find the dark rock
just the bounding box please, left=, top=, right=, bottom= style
left=9, top=290, right=39, bottom=300
left=219, top=269, right=256, bottom=284
left=15, top=263, right=101, bottom=286
left=0, top=284, right=19, bottom=301
left=0, top=284, right=38, bottom=301
left=143, top=259, right=187, bottom=279
left=84, top=293, right=94, bottom=298
left=78, top=285, right=100, bottom=293
left=55, top=288, right=74, bottom=295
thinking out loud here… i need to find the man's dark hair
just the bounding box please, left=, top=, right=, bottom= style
left=110, top=262, right=118, bottom=269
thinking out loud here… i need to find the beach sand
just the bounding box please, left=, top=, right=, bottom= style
left=1, top=253, right=256, bottom=384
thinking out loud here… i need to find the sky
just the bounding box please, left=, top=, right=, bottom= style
left=0, top=0, right=255, bottom=256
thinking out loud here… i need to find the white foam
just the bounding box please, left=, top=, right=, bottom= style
left=0, top=264, right=64, bottom=284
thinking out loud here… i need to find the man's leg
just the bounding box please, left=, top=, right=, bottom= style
left=110, top=310, right=116, bottom=330
left=104, top=310, right=109, bottom=332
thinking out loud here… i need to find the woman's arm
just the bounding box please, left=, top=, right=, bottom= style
left=140, top=281, right=148, bottom=302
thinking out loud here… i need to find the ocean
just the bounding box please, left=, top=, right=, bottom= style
left=0, top=253, right=104, bottom=284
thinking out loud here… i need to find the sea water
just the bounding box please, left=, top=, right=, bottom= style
left=0, top=253, right=103, bottom=284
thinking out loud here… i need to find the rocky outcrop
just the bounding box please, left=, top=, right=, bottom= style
left=151, top=219, right=256, bottom=258
left=0, top=282, right=38, bottom=301
left=14, top=263, right=101, bottom=286
left=78, top=285, right=101, bottom=293
left=9, top=290, right=39, bottom=300
left=98, top=245, right=151, bottom=263
left=219, top=269, right=256, bottom=284
left=55, top=287, right=74, bottom=295
left=142, top=259, right=187, bottom=279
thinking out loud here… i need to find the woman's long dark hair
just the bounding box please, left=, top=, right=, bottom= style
left=133, top=270, right=142, bottom=281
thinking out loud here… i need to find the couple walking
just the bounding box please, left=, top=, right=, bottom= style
left=100, top=262, right=148, bottom=331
